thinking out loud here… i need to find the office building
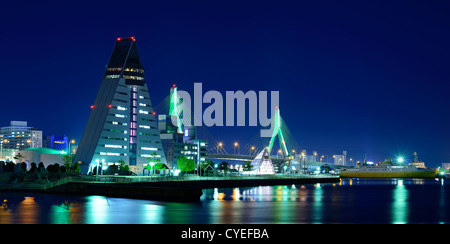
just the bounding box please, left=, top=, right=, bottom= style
left=442, top=163, right=450, bottom=171
left=158, top=114, right=208, bottom=169
left=0, top=121, right=42, bottom=150
left=334, top=151, right=347, bottom=166
left=73, top=37, right=166, bottom=175
left=43, top=135, right=69, bottom=152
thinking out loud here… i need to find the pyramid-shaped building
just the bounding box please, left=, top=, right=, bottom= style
left=73, top=37, right=166, bottom=174
left=249, top=148, right=275, bottom=175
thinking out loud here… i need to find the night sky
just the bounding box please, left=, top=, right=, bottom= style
left=1, top=1, right=450, bottom=167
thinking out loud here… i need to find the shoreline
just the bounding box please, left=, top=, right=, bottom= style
left=0, top=174, right=340, bottom=201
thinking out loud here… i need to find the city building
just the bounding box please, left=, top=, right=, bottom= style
left=158, top=114, right=208, bottom=169
left=442, top=163, right=450, bottom=172
left=73, top=37, right=166, bottom=175
left=295, top=150, right=319, bottom=163
left=333, top=151, right=347, bottom=166
left=246, top=148, right=275, bottom=175
left=43, top=135, right=69, bottom=152
left=16, top=147, right=65, bottom=168
left=0, top=121, right=43, bottom=159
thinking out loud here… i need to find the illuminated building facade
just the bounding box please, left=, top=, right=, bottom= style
left=43, top=135, right=69, bottom=152
left=158, top=114, right=208, bottom=169
left=74, top=37, right=166, bottom=174
left=247, top=148, right=275, bottom=175
left=0, top=121, right=42, bottom=150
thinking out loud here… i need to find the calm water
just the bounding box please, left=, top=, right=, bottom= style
left=1, top=178, right=449, bottom=224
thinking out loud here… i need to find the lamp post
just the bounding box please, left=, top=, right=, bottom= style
left=1, top=139, right=8, bottom=159
left=251, top=146, right=255, bottom=155
left=150, top=162, right=155, bottom=175
left=64, top=139, right=76, bottom=155
left=69, top=139, right=75, bottom=155
left=234, top=142, right=239, bottom=155
left=217, top=142, right=223, bottom=154
left=96, top=159, right=100, bottom=181
left=101, top=159, right=105, bottom=176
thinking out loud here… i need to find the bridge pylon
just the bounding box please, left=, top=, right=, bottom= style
left=267, top=106, right=290, bottom=157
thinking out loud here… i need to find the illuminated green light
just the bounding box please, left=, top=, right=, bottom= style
left=397, top=157, right=404, bottom=163
left=267, top=107, right=290, bottom=156
left=169, top=86, right=183, bottom=134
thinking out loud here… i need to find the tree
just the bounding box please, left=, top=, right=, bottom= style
left=145, top=152, right=161, bottom=172
left=200, top=159, right=215, bottom=176
left=14, top=153, right=24, bottom=163
left=219, top=161, right=229, bottom=172
left=153, top=163, right=168, bottom=172
left=177, top=156, right=195, bottom=173
left=117, top=159, right=131, bottom=175
left=29, top=162, right=37, bottom=173
left=118, top=159, right=129, bottom=171
left=201, top=159, right=213, bottom=170
left=71, top=162, right=81, bottom=173
left=243, top=162, right=253, bottom=171
left=106, top=165, right=119, bottom=175
left=62, top=154, right=73, bottom=172
left=20, top=162, right=27, bottom=172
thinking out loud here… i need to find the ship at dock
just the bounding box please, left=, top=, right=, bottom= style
left=339, top=152, right=438, bottom=178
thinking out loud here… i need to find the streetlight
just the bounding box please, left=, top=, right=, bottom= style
left=217, top=142, right=223, bottom=154
left=234, top=142, right=239, bottom=155
left=69, top=139, right=75, bottom=155
left=64, top=139, right=76, bottom=155
left=101, top=159, right=105, bottom=175
left=1, top=139, right=8, bottom=159
left=150, top=162, right=155, bottom=175
left=96, top=159, right=100, bottom=181
left=250, top=146, right=255, bottom=155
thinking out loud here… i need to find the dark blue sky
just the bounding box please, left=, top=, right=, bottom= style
left=1, top=0, right=450, bottom=167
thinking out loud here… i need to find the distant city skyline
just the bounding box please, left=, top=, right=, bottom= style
left=1, top=1, right=450, bottom=167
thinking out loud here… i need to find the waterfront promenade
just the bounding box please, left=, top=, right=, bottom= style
left=0, top=173, right=339, bottom=201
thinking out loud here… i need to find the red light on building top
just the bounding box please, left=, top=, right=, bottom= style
left=131, top=36, right=136, bottom=41
left=117, top=37, right=122, bottom=41
left=152, top=111, right=156, bottom=115
left=108, top=104, right=112, bottom=108
left=172, top=84, right=176, bottom=88
left=90, top=105, right=95, bottom=109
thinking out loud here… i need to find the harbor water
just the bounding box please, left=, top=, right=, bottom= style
left=1, top=178, right=449, bottom=224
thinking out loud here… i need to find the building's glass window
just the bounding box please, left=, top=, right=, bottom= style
left=106, top=67, right=122, bottom=72
left=123, top=75, right=144, bottom=80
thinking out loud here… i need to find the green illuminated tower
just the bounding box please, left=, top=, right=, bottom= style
left=267, top=107, right=289, bottom=156
left=73, top=37, right=166, bottom=174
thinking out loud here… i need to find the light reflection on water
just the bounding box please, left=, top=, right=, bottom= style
left=0, top=178, right=448, bottom=224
